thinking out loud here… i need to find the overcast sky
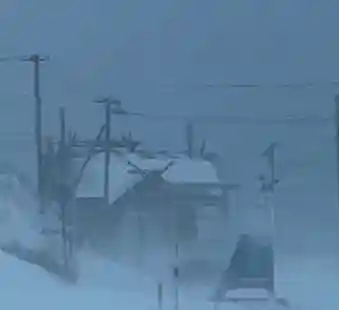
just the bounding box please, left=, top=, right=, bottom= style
left=0, top=0, right=338, bottom=253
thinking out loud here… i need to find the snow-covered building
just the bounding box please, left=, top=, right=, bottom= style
left=73, top=151, right=228, bottom=263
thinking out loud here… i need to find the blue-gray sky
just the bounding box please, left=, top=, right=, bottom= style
left=1, top=0, right=339, bottom=254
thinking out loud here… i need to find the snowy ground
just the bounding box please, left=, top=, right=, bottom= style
left=0, top=250, right=159, bottom=310
left=2, top=248, right=338, bottom=310
left=1, top=167, right=339, bottom=310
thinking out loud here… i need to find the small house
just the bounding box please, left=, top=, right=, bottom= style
left=73, top=150, right=228, bottom=264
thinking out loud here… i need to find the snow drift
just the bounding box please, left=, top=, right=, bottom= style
left=0, top=250, right=159, bottom=310
left=0, top=171, right=43, bottom=250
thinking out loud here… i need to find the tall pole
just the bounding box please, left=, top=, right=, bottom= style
left=262, top=143, right=277, bottom=193
left=185, top=120, right=194, bottom=158
left=32, top=55, right=43, bottom=202
left=58, top=105, right=69, bottom=271
left=261, top=142, right=278, bottom=297
left=335, top=96, right=339, bottom=206
left=22, top=54, right=48, bottom=211
left=93, top=97, right=120, bottom=206
left=59, top=106, right=66, bottom=145
left=104, top=101, right=111, bottom=205
left=0, top=54, right=48, bottom=210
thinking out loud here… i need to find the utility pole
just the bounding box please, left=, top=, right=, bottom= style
left=260, top=142, right=278, bottom=300
left=0, top=54, right=49, bottom=211
left=334, top=95, right=339, bottom=212
left=22, top=55, right=49, bottom=206
left=262, top=142, right=278, bottom=193
left=185, top=120, right=194, bottom=158
left=58, top=106, right=69, bottom=271
left=60, top=106, right=66, bottom=145
left=94, top=96, right=120, bottom=206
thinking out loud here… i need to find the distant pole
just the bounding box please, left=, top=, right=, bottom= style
left=93, top=97, right=120, bottom=206
left=173, top=265, right=179, bottom=310
left=157, top=282, right=163, bottom=310
left=22, top=54, right=49, bottom=211
left=59, top=106, right=66, bottom=145
left=104, top=101, right=111, bottom=205
left=262, top=143, right=278, bottom=193
left=335, top=95, right=339, bottom=213
left=58, top=105, right=69, bottom=271
left=261, top=142, right=278, bottom=296
left=185, top=120, right=194, bottom=158
left=0, top=54, right=48, bottom=207
left=137, top=212, right=144, bottom=267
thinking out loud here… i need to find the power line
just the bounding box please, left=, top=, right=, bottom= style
left=179, top=80, right=339, bottom=91
left=121, top=113, right=334, bottom=125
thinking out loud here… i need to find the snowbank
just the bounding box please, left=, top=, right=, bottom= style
left=77, top=250, right=157, bottom=292
left=0, top=172, right=43, bottom=250
left=0, top=250, right=159, bottom=310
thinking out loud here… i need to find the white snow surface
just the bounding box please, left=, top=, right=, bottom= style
left=75, top=152, right=220, bottom=204
left=0, top=170, right=338, bottom=310
left=0, top=172, right=43, bottom=250
left=2, top=248, right=339, bottom=310
left=0, top=250, right=158, bottom=310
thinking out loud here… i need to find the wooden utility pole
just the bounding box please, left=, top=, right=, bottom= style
left=22, top=54, right=49, bottom=211
left=104, top=101, right=111, bottom=205
left=261, top=142, right=278, bottom=298
left=93, top=97, right=120, bottom=205
left=0, top=54, right=48, bottom=209
left=58, top=106, right=69, bottom=270
left=335, top=95, right=339, bottom=210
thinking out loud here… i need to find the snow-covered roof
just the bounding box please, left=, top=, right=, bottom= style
left=75, top=152, right=221, bottom=205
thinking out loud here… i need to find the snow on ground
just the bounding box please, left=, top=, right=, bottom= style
left=0, top=250, right=159, bottom=310
left=276, top=255, right=339, bottom=310
left=0, top=172, right=43, bottom=250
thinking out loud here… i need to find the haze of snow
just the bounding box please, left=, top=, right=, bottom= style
left=0, top=151, right=338, bottom=310
left=0, top=173, right=43, bottom=249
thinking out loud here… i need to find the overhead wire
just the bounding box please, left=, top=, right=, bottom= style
left=115, top=112, right=334, bottom=125
left=184, top=80, right=339, bottom=90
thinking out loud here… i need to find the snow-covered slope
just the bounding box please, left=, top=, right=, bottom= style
left=0, top=172, right=43, bottom=250
left=0, top=249, right=160, bottom=310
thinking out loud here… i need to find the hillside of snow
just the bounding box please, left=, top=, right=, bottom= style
left=2, top=247, right=339, bottom=310
left=0, top=171, right=43, bottom=250
left=0, top=250, right=161, bottom=310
